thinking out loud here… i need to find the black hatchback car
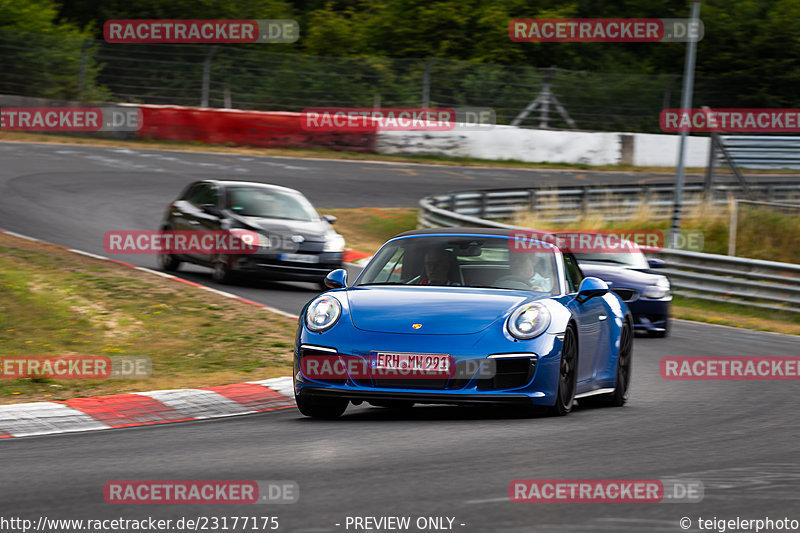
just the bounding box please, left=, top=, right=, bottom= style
left=159, top=180, right=344, bottom=286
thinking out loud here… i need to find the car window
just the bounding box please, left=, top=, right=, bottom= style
left=188, top=184, right=218, bottom=206
left=562, top=252, right=584, bottom=294
left=226, top=187, right=319, bottom=221
left=356, top=236, right=558, bottom=293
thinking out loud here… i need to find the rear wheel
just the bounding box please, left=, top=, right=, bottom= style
left=585, top=321, right=633, bottom=407
left=550, top=325, right=577, bottom=416
left=296, top=395, right=348, bottom=419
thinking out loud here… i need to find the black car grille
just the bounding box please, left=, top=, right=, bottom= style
left=476, top=357, right=537, bottom=391
left=612, top=288, right=639, bottom=302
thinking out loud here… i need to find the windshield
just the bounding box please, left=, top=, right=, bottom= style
left=356, top=236, right=559, bottom=294
left=225, top=187, right=319, bottom=221
left=574, top=249, right=649, bottom=269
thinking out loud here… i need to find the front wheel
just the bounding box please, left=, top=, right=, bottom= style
left=550, top=325, right=577, bottom=416
left=296, top=395, right=348, bottom=419
left=211, top=257, right=237, bottom=284
left=158, top=252, right=181, bottom=272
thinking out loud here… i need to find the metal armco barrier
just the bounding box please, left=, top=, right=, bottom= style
left=419, top=182, right=800, bottom=313
left=719, top=136, right=800, bottom=169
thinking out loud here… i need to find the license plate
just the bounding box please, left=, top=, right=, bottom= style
left=279, top=253, right=319, bottom=264
left=371, top=352, right=451, bottom=373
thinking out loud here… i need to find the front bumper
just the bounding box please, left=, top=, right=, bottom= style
left=233, top=252, right=342, bottom=281
left=628, top=298, right=670, bottom=333
left=293, top=329, right=565, bottom=407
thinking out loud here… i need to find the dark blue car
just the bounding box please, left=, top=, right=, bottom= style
left=575, top=248, right=671, bottom=338
left=293, top=228, right=634, bottom=419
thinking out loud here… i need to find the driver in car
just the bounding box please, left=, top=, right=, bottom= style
left=507, top=252, right=554, bottom=292
left=412, top=248, right=458, bottom=285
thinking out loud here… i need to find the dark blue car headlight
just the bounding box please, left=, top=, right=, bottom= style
left=642, top=277, right=671, bottom=299
left=305, top=295, right=342, bottom=332
left=507, top=303, right=551, bottom=340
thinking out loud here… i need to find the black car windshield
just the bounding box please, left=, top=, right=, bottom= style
left=574, top=249, right=648, bottom=269
left=356, top=236, right=559, bottom=294
left=225, top=187, right=319, bottom=221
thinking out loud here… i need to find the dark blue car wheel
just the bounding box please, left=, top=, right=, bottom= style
left=550, top=325, right=577, bottom=416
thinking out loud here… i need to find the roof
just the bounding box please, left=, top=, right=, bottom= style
left=395, top=227, right=519, bottom=238
left=201, top=180, right=302, bottom=195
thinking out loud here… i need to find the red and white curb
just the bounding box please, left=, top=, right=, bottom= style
left=0, top=377, right=295, bottom=438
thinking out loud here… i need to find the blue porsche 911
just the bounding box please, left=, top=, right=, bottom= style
left=293, top=228, right=633, bottom=418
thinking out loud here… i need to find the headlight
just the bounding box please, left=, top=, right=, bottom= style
left=507, top=303, right=551, bottom=340
left=323, top=233, right=346, bottom=252
left=642, top=277, right=671, bottom=299
left=305, top=295, right=342, bottom=332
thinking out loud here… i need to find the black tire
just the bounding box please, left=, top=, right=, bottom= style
left=157, top=227, right=181, bottom=272
left=296, top=395, right=348, bottom=419
left=368, top=400, right=415, bottom=410
left=211, top=258, right=237, bottom=284
left=158, top=252, right=181, bottom=272
left=584, top=320, right=633, bottom=407
left=550, top=325, right=578, bottom=416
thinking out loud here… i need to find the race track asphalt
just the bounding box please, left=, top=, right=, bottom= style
left=1, top=142, right=799, bottom=532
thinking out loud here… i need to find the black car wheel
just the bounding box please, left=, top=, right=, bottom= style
left=550, top=325, right=577, bottom=416
left=157, top=227, right=181, bottom=271
left=296, top=395, right=348, bottom=419
left=158, top=251, right=181, bottom=272
left=211, top=258, right=236, bottom=284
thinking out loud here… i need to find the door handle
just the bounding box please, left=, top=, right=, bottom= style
left=598, top=315, right=607, bottom=321
left=188, top=220, right=200, bottom=225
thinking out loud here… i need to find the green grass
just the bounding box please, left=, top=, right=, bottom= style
left=0, top=235, right=297, bottom=404
left=673, top=295, right=800, bottom=335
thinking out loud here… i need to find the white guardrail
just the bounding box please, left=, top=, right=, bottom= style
left=419, top=183, right=800, bottom=314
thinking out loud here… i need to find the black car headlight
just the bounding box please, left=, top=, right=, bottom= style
left=323, top=233, right=346, bottom=252
left=642, top=277, right=670, bottom=299
left=507, top=303, right=551, bottom=340
left=305, top=295, right=342, bottom=332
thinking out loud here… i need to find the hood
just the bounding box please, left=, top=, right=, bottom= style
left=345, top=286, right=537, bottom=335
left=578, top=263, right=665, bottom=288
left=235, top=216, right=328, bottom=242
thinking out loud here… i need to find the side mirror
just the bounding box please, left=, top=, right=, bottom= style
left=576, top=276, right=609, bottom=304
left=647, top=258, right=666, bottom=269
left=324, top=268, right=347, bottom=289
left=200, top=204, right=222, bottom=217
left=322, top=214, right=337, bottom=225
